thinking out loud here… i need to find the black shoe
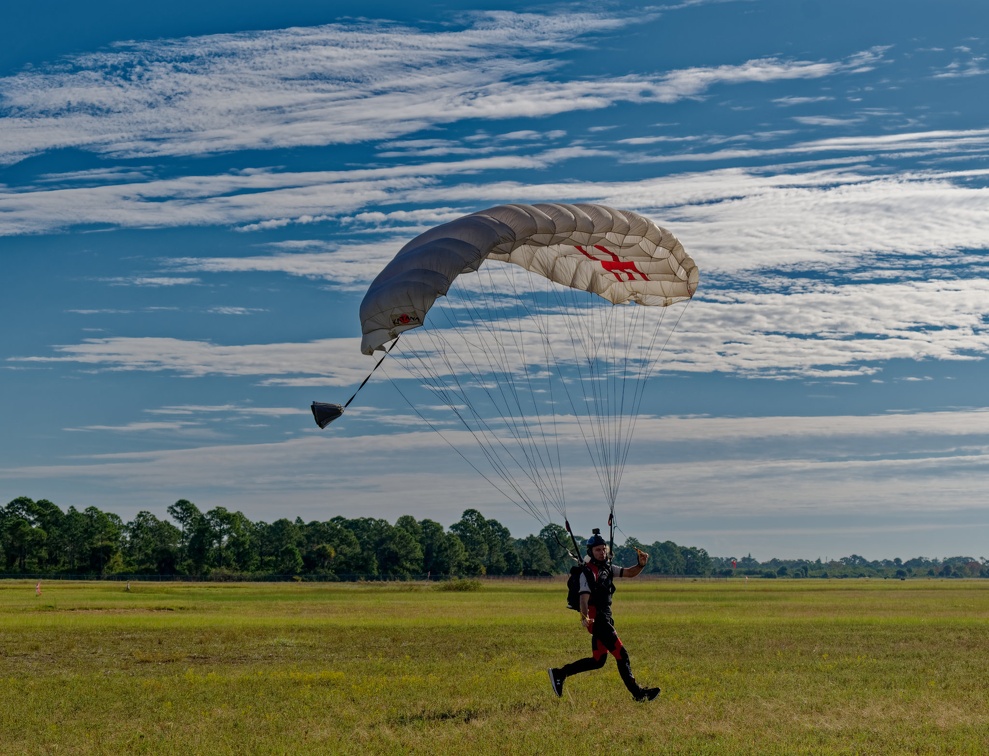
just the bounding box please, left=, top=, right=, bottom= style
left=634, top=686, right=660, bottom=702
left=548, top=668, right=564, bottom=698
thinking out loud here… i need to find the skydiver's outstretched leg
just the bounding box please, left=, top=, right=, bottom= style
left=593, top=623, right=661, bottom=702
left=559, top=642, right=609, bottom=678
left=548, top=638, right=608, bottom=696
left=613, top=647, right=661, bottom=701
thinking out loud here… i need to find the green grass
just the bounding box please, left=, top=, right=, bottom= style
left=1, top=579, right=988, bottom=754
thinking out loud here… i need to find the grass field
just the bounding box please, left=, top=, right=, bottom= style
left=1, top=578, right=988, bottom=754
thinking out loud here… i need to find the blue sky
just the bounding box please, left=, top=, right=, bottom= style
left=2, top=0, right=988, bottom=561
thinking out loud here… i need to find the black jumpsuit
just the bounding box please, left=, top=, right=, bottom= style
left=557, top=559, right=647, bottom=697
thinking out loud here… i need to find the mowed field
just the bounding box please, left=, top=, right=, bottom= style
left=1, top=579, right=987, bottom=755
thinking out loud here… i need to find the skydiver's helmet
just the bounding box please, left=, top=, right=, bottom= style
left=586, top=528, right=607, bottom=558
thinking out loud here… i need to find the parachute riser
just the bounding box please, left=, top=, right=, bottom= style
left=312, top=337, right=401, bottom=428
left=564, top=519, right=583, bottom=564
left=345, top=336, right=401, bottom=409
left=608, top=511, right=615, bottom=567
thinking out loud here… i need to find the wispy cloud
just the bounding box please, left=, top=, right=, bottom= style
left=9, top=336, right=373, bottom=386
left=4, top=142, right=989, bottom=253
left=0, top=155, right=554, bottom=236
left=207, top=307, right=267, bottom=316
left=146, top=403, right=301, bottom=417
left=773, top=96, right=835, bottom=106
left=67, top=421, right=202, bottom=433
left=61, top=404, right=305, bottom=436
left=627, top=129, right=989, bottom=164
left=0, top=10, right=887, bottom=165
left=930, top=44, right=989, bottom=78
left=169, top=240, right=400, bottom=290
left=100, top=276, right=201, bottom=287
left=12, top=273, right=989, bottom=382
left=791, top=115, right=864, bottom=127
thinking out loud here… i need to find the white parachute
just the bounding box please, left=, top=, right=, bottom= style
left=352, top=203, right=698, bottom=530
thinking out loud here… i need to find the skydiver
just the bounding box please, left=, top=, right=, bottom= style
left=548, top=529, right=660, bottom=701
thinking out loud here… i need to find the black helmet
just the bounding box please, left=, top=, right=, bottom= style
left=586, top=528, right=607, bottom=553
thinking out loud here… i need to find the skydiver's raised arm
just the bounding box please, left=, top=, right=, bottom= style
left=616, top=548, right=649, bottom=578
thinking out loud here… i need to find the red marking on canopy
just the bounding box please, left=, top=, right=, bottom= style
left=576, top=245, right=650, bottom=282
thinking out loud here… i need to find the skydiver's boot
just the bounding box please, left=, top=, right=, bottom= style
left=634, top=686, right=661, bottom=702
left=548, top=668, right=564, bottom=697
left=616, top=649, right=660, bottom=701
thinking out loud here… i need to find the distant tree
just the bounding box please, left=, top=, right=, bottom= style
left=31, top=499, right=66, bottom=572
left=1, top=497, right=49, bottom=572
left=80, top=506, right=123, bottom=575
left=29, top=497, right=966, bottom=583
left=449, top=510, right=521, bottom=576
left=652, top=541, right=686, bottom=575
left=124, top=511, right=181, bottom=574
left=538, top=523, right=574, bottom=572
left=419, top=519, right=466, bottom=576
left=517, top=535, right=554, bottom=576
left=322, top=517, right=378, bottom=576
left=450, top=509, right=490, bottom=575
left=485, top=517, right=521, bottom=575
left=276, top=543, right=304, bottom=575
left=682, top=546, right=711, bottom=576
left=205, top=507, right=257, bottom=573
left=258, top=518, right=303, bottom=574
left=167, top=499, right=212, bottom=575
left=337, top=517, right=422, bottom=578
left=2, top=517, right=45, bottom=572
left=394, top=515, right=423, bottom=543
left=378, top=525, right=423, bottom=578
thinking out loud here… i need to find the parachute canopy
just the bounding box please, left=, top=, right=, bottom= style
left=355, top=203, right=698, bottom=529
left=360, top=203, right=697, bottom=354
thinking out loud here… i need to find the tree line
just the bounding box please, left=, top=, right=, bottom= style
left=2, top=497, right=986, bottom=579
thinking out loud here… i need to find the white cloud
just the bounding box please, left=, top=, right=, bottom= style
left=773, top=96, right=835, bottom=106
left=67, top=421, right=203, bottom=433
left=169, top=239, right=401, bottom=290
left=0, top=9, right=887, bottom=165
left=146, top=403, right=302, bottom=417
left=791, top=115, right=864, bottom=127
left=207, top=307, right=267, bottom=316
left=3, top=127, right=987, bottom=242
left=0, top=155, right=551, bottom=236
left=930, top=45, right=989, bottom=79
left=9, top=336, right=373, bottom=386
left=101, top=276, right=201, bottom=287
left=628, top=128, right=989, bottom=164
left=11, top=273, right=989, bottom=383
